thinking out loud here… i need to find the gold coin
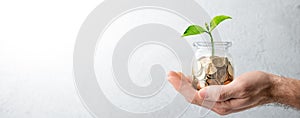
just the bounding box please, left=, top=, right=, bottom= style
left=228, top=62, right=234, bottom=76
left=212, top=57, right=227, bottom=67
left=206, top=78, right=221, bottom=85
left=217, top=67, right=227, bottom=82
left=207, top=63, right=217, bottom=75
left=192, top=76, right=199, bottom=90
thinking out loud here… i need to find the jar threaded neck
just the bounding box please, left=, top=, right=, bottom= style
left=193, top=42, right=232, bottom=49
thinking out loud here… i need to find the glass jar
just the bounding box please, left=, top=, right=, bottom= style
left=192, top=42, right=234, bottom=90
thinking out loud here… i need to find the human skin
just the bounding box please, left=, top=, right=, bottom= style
left=167, top=71, right=300, bottom=115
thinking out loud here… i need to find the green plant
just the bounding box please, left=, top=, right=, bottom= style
left=182, top=15, right=232, bottom=56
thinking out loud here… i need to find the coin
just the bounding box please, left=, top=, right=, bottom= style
left=217, top=67, right=227, bottom=82
left=228, top=62, right=234, bottom=76
left=192, top=76, right=199, bottom=90
left=207, top=63, right=217, bottom=75
left=206, top=73, right=216, bottom=79
left=211, top=56, right=227, bottom=67
left=206, top=78, right=221, bottom=85
left=192, top=56, right=234, bottom=89
left=224, top=80, right=231, bottom=85
left=199, top=57, right=211, bottom=65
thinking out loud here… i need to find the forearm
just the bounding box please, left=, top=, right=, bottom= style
left=270, top=74, right=300, bottom=110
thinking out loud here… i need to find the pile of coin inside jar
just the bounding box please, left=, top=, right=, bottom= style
left=192, top=56, right=234, bottom=90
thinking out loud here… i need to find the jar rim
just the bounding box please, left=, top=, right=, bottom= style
left=193, top=41, right=232, bottom=49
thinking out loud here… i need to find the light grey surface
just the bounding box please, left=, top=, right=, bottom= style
left=0, top=0, right=300, bottom=118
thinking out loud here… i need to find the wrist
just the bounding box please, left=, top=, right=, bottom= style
left=269, top=73, right=284, bottom=103
left=269, top=73, right=300, bottom=109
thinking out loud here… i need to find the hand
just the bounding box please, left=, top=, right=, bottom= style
left=167, top=71, right=283, bottom=115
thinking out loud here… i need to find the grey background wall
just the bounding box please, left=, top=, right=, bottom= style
left=0, top=0, right=300, bottom=117
left=197, top=0, right=300, bottom=117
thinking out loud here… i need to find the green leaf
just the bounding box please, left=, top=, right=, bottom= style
left=182, top=25, right=207, bottom=37
left=209, top=15, right=232, bottom=31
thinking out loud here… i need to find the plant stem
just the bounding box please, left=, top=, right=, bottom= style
left=208, top=32, right=215, bottom=56
left=205, top=23, right=215, bottom=56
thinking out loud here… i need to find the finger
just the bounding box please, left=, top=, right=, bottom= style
left=198, top=83, right=237, bottom=102
left=230, top=102, right=257, bottom=113
left=212, top=99, right=256, bottom=115
left=176, top=72, right=191, bottom=83
left=167, top=71, right=191, bottom=91
left=213, top=97, right=249, bottom=109
left=167, top=71, right=182, bottom=91
left=167, top=71, right=202, bottom=104
left=168, top=71, right=181, bottom=79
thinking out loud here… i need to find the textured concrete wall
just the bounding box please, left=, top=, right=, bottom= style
left=199, top=0, right=300, bottom=117
left=0, top=0, right=300, bottom=118
left=199, top=0, right=300, bottom=78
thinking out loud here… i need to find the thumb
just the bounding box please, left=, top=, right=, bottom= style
left=198, top=84, right=235, bottom=101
